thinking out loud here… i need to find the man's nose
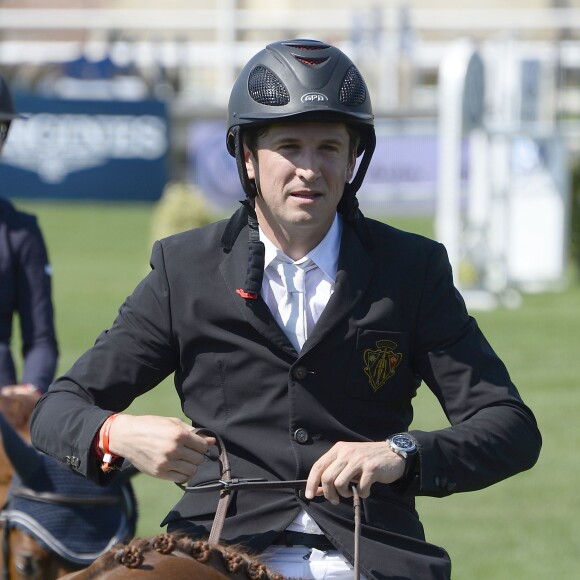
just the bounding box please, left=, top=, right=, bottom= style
left=295, top=150, right=321, bottom=181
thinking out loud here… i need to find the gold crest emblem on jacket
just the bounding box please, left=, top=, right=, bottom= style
left=363, top=339, right=403, bottom=392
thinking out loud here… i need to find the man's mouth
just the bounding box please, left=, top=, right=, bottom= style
left=289, top=191, right=322, bottom=200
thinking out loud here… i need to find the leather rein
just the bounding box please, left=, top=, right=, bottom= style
left=177, top=428, right=362, bottom=580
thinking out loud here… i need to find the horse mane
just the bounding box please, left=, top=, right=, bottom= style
left=82, top=533, right=285, bottom=580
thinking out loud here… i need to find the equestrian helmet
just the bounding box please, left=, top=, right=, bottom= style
left=226, top=39, right=376, bottom=198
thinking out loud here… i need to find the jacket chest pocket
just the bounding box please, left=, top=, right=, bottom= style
left=344, top=330, right=419, bottom=404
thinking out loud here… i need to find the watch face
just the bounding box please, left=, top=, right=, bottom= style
left=391, top=434, right=416, bottom=452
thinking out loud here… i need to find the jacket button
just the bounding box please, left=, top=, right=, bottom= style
left=69, top=456, right=80, bottom=469
left=293, top=428, right=309, bottom=444
left=293, top=366, right=308, bottom=380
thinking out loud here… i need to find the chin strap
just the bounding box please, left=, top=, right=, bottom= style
left=337, top=187, right=360, bottom=222
left=236, top=198, right=265, bottom=300
left=232, top=126, right=257, bottom=199
left=228, top=126, right=264, bottom=300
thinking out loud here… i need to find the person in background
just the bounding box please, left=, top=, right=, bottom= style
left=0, top=74, right=58, bottom=398
left=31, top=40, right=541, bottom=580
left=0, top=76, right=137, bottom=575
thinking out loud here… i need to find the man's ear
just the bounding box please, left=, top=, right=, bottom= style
left=244, top=144, right=256, bottom=180
left=346, top=150, right=357, bottom=182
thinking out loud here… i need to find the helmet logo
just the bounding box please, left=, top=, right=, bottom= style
left=301, top=92, right=329, bottom=104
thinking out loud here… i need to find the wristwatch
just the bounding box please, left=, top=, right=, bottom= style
left=387, top=433, right=418, bottom=479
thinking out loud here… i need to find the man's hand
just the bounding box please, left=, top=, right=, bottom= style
left=1, top=384, right=41, bottom=397
left=0, top=385, right=41, bottom=435
left=101, top=414, right=216, bottom=484
left=305, top=441, right=405, bottom=504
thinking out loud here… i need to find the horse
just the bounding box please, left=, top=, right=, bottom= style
left=59, top=533, right=285, bottom=579
left=0, top=393, right=137, bottom=579
left=0, top=393, right=36, bottom=507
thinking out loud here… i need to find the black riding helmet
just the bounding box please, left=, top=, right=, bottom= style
left=224, top=39, right=376, bottom=299
left=227, top=38, right=376, bottom=210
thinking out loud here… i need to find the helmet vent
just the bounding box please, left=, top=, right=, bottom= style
left=248, top=65, right=290, bottom=106
left=284, top=42, right=330, bottom=51
left=293, top=56, right=330, bottom=67
left=339, top=66, right=367, bottom=107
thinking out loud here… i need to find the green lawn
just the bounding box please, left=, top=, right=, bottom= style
left=12, top=200, right=579, bottom=579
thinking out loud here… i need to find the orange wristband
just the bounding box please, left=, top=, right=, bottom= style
left=101, top=414, right=121, bottom=473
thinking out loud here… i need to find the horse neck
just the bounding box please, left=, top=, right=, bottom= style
left=0, top=446, right=13, bottom=507
left=58, top=536, right=285, bottom=580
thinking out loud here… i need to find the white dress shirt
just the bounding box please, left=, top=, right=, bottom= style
left=260, top=214, right=342, bottom=534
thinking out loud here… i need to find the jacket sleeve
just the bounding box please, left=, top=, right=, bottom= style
left=406, top=242, right=541, bottom=497
left=15, top=214, right=58, bottom=392
left=31, top=241, right=178, bottom=484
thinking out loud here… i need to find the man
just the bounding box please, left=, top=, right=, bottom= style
left=0, top=74, right=58, bottom=397
left=31, top=40, right=541, bottom=580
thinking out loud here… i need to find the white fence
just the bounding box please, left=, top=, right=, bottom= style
left=2, top=7, right=580, bottom=115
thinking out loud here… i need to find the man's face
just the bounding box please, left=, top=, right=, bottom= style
left=245, top=122, right=356, bottom=242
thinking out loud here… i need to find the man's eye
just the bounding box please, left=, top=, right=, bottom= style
left=279, top=143, right=299, bottom=152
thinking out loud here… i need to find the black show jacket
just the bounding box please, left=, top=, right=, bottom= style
left=31, top=208, right=541, bottom=580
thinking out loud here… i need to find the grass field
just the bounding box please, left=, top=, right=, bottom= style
left=11, top=199, right=580, bottom=579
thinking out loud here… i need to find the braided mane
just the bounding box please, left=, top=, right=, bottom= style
left=82, top=533, right=284, bottom=579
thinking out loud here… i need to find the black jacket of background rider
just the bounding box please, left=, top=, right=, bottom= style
left=0, top=196, right=57, bottom=392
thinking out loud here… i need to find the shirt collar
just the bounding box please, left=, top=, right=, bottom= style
left=260, top=213, right=342, bottom=280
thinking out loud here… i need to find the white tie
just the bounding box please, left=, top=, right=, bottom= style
left=276, top=258, right=315, bottom=351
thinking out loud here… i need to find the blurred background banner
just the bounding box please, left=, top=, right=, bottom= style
left=0, top=95, right=169, bottom=201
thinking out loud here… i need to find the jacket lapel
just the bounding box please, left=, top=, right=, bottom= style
left=218, top=222, right=296, bottom=356
left=302, top=223, right=374, bottom=354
